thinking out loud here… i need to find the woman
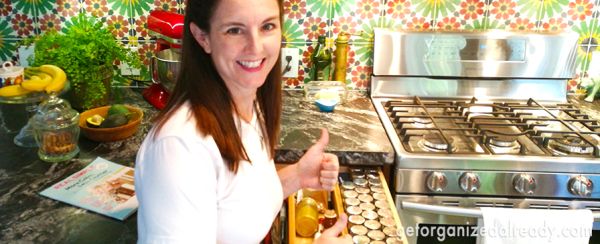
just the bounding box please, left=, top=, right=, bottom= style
left=134, top=0, right=351, bottom=243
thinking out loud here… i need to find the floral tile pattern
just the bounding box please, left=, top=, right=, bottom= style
left=106, top=14, right=129, bottom=40
left=55, top=0, right=81, bottom=20
left=9, top=9, right=34, bottom=38
left=427, top=0, right=462, bottom=30
left=0, top=0, right=12, bottom=17
left=38, top=12, right=62, bottom=34
left=551, top=0, right=599, bottom=73
left=153, top=0, right=178, bottom=13
left=1, top=0, right=600, bottom=91
left=573, top=20, right=600, bottom=72
left=0, top=37, right=18, bottom=62
left=133, top=14, right=149, bottom=37
left=282, top=18, right=306, bottom=43
left=283, top=0, right=330, bottom=42
left=331, top=0, right=381, bottom=43
left=346, top=43, right=374, bottom=90
left=383, top=0, right=433, bottom=30
left=442, top=0, right=487, bottom=30
left=137, top=42, right=156, bottom=66
left=489, top=0, right=541, bottom=30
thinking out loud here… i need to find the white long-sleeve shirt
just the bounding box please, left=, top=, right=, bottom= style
left=135, top=102, right=283, bottom=243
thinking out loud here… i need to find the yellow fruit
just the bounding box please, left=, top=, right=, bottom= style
left=39, top=65, right=67, bottom=94
left=0, top=85, right=32, bottom=97
left=21, top=75, right=51, bottom=92
left=38, top=72, right=53, bottom=82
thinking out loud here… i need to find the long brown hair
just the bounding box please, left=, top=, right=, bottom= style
left=152, top=0, right=283, bottom=173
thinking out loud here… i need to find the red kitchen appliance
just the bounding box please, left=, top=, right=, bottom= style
left=143, top=10, right=184, bottom=110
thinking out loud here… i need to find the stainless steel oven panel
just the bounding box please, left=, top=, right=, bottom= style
left=371, top=97, right=600, bottom=174
left=373, top=28, right=578, bottom=79
left=395, top=195, right=600, bottom=244
left=395, top=169, right=600, bottom=199
left=371, top=76, right=568, bottom=102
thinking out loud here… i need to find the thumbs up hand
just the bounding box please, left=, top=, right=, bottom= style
left=296, top=128, right=339, bottom=191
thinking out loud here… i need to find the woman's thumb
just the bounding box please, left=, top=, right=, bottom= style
left=320, top=212, right=348, bottom=238
left=313, top=128, right=329, bottom=150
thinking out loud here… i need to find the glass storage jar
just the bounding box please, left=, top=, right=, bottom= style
left=322, top=209, right=338, bottom=230
left=296, top=197, right=319, bottom=237
left=31, top=95, right=80, bottom=162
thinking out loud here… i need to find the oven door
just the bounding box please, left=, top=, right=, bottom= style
left=394, top=195, right=600, bottom=244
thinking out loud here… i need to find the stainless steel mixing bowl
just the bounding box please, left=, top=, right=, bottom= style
left=151, top=48, right=181, bottom=93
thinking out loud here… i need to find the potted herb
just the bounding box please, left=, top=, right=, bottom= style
left=28, top=13, right=141, bottom=111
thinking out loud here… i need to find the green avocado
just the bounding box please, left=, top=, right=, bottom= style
left=107, top=104, right=130, bottom=118
left=86, top=114, right=104, bottom=128
left=100, top=114, right=129, bottom=128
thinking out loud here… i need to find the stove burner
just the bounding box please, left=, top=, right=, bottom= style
left=418, top=133, right=456, bottom=152
left=465, top=106, right=493, bottom=121
left=468, top=114, right=494, bottom=123
left=527, top=116, right=550, bottom=126
left=547, top=135, right=595, bottom=155
left=411, top=116, right=433, bottom=127
left=482, top=126, right=522, bottom=154
left=488, top=136, right=521, bottom=154
left=489, top=136, right=518, bottom=148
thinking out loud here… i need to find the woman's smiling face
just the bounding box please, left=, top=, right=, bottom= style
left=192, top=0, right=281, bottom=95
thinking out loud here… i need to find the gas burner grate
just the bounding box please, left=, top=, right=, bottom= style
left=383, top=97, right=600, bottom=157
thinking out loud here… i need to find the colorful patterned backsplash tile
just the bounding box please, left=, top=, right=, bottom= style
left=1, top=0, right=599, bottom=90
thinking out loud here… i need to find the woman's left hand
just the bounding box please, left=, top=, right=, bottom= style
left=296, top=128, right=339, bottom=191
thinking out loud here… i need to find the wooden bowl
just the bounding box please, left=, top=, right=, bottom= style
left=78, top=105, right=143, bottom=142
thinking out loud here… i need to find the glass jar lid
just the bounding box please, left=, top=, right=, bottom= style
left=31, top=95, right=79, bottom=130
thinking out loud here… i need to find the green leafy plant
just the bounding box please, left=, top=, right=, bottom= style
left=29, top=13, right=141, bottom=110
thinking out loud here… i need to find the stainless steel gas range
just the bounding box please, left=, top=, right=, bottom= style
left=371, top=28, right=600, bottom=243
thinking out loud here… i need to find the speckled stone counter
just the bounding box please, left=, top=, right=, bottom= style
left=0, top=88, right=156, bottom=243
left=0, top=88, right=394, bottom=243
left=569, top=95, right=600, bottom=120
left=276, top=90, right=394, bottom=165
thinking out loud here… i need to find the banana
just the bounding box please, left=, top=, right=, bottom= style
left=0, top=84, right=32, bottom=97
left=38, top=72, right=52, bottom=81
left=38, top=65, right=67, bottom=94
left=21, top=74, right=52, bottom=92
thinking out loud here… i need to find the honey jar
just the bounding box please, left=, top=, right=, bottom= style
left=322, top=209, right=337, bottom=229
left=296, top=197, right=319, bottom=237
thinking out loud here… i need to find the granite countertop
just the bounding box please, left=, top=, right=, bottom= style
left=0, top=89, right=154, bottom=243
left=277, top=90, right=394, bottom=165
left=569, top=95, right=600, bottom=120
left=0, top=88, right=394, bottom=243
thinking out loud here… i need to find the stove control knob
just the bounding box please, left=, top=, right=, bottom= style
left=426, top=172, right=448, bottom=192
left=459, top=172, right=480, bottom=193
left=568, top=175, right=593, bottom=197
left=513, top=173, right=536, bottom=195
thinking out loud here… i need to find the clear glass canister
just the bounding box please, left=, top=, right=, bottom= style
left=31, top=95, right=80, bottom=162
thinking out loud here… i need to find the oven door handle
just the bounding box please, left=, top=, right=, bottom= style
left=400, top=201, right=600, bottom=221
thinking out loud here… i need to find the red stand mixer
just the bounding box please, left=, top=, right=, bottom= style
left=143, top=10, right=184, bottom=110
